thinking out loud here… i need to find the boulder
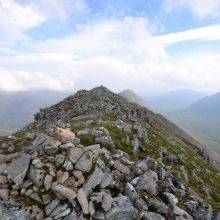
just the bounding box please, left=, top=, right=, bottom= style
left=54, top=127, right=75, bottom=143
left=7, top=154, right=30, bottom=189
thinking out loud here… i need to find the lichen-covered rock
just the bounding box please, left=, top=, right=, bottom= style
left=105, top=195, right=138, bottom=220
left=7, top=154, right=30, bottom=189
left=28, top=165, right=46, bottom=187
left=83, top=167, right=105, bottom=195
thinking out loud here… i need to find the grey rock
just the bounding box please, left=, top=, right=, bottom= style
left=75, top=151, right=93, bottom=173
left=33, top=134, right=51, bottom=149
left=89, top=201, right=96, bottom=216
left=102, top=194, right=113, bottom=212
left=83, top=167, right=105, bottom=195
left=164, top=192, right=178, bottom=205
left=147, top=199, right=169, bottom=215
left=93, top=211, right=105, bottom=220
left=50, top=203, right=69, bottom=218
left=45, top=198, right=60, bottom=216
left=172, top=206, right=193, bottom=220
left=105, top=195, right=138, bottom=220
left=54, top=208, right=71, bottom=219
left=0, top=204, right=30, bottom=220
left=132, top=161, right=148, bottom=175
left=44, top=174, right=53, bottom=191
left=77, top=188, right=89, bottom=215
left=68, top=147, right=83, bottom=164
left=142, top=212, right=165, bottom=220
left=55, top=154, right=66, bottom=167
left=64, top=210, right=83, bottom=220
left=28, top=165, right=46, bottom=187
left=7, top=154, right=30, bottom=189
left=100, top=173, right=113, bottom=188
left=134, top=171, right=158, bottom=195
left=124, top=182, right=138, bottom=201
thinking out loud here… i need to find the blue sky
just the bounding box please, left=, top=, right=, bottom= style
left=1, top=0, right=220, bottom=95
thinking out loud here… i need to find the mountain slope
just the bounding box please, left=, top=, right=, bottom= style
left=147, top=89, right=207, bottom=113
left=0, top=86, right=219, bottom=219
left=119, top=89, right=154, bottom=112
left=167, top=92, right=220, bottom=163
left=0, top=90, right=71, bottom=132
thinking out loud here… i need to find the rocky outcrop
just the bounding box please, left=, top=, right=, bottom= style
left=0, top=86, right=218, bottom=219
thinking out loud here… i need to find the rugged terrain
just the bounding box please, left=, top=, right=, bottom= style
left=0, top=86, right=219, bottom=219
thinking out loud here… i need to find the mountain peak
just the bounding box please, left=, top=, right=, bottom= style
left=119, top=89, right=154, bottom=112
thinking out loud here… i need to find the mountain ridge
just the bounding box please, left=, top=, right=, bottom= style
left=0, top=86, right=219, bottom=219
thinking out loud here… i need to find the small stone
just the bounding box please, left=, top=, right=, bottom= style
left=68, top=147, right=83, bottom=164
left=0, top=189, right=9, bottom=200
left=57, top=171, right=69, bottom=184
left=78, top=175, right=85, bottom=185
left=45, top=198, right=60, bottom=216
left=54, top=184, right=76, bottom=200
left=28, top=165, right=46, bottom=188
left=20, top=188, right=26, bottom=196
left=89, top=201, right=96, bottom=216
left=73, top=170, right=82, bottom=179
left=44, top=175, right=53, bottom=191
left=102, top=194, right=113, bottom=212
left=164, top=192, right=178, bottom=205
left=55, top=208, right=71, bottom=219
left=100, top=173, right=113, bottom=188
left=42, top=193, right=52, bottom=205
left=75, top=151, right=93, bottom=173
left=77, top=188, right=89, bottom=215
left=50, top=203, right=69, bottom=218
left=115, top=160, right=130, bottom=175
left=0, top=175, right=7, bottom=184
left=55, top=154, right=66, bottom=167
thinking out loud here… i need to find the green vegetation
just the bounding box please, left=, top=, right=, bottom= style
left=78, top=134, right=95, bottom=146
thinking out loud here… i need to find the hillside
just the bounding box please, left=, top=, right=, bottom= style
left=147, top=89, right=206, bottom=113
left=167, top=92, right=220, bottom=168
left=119, top=89, right=154, bottom=112
left=0, top=90, right=71, bottom=133
left=0, top=86, right=219, bottom=219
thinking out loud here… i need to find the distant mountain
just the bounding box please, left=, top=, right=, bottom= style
left=147, top=89, right=207, bottom=113
left=167, top=92, right=220, bottom=165
left=188, top=92, right=220, bottom=115
left=0, top=90, right=71, bottom=132
left=119, top=89, right=154, bottom=112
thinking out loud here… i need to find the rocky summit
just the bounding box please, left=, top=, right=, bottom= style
left=0, top=86, right=219, bottom=220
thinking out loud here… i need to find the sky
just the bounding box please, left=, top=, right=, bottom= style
left=1, top=0, right=220, bottom=96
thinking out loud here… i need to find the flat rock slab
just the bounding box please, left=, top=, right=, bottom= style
left=7, top=154, right=30, bottom=190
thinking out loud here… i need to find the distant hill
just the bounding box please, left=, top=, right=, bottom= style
left=0, top=90, right=71, bottom=132
left=119, top=89, right=154, bottom=112
left=167, top=92, right=220, bottom=164
left=147, top=89, right=207, bottom=113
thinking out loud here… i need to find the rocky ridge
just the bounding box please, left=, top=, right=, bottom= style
left=0, top=86, right=219, bottom=219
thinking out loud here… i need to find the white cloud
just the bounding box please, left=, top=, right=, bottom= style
left=0, top=0, right=46, bottom=45
left=1, top=16, right=220, bottom=95
left=164, top=0, right=220, bottom=19
left=155, top=24, right=220, bottom=46
left=30, top=0, right=88, bottom=22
